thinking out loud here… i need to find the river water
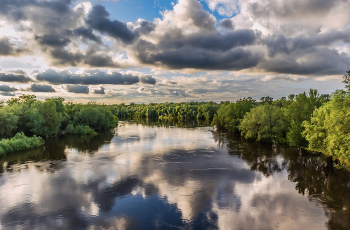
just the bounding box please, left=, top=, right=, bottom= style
left=0, top=120, right=349, bottom=230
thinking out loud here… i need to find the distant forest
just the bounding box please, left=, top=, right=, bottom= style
left=0, top=72, right=349, bottom=170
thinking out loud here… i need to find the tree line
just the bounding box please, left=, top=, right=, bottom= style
left=1, top=71, right=349, bottom=167
left=212, top=71, right=350, bottom=169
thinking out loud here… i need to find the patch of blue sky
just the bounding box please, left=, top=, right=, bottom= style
left=86, top=0, right=174, bottom=22
left=79, top=0, right=237, bottom=24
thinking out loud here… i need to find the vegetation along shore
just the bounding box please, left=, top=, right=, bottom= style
left=1, top=72, right=349, bottom=170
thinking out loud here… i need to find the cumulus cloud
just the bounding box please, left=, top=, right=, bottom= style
left=0, top=71, right=32, bottom=83
left=93, top=87, right=105, bottom=94
left=0, top=0, right=349, bottom=103
left=36, top=69, right=156, bottom=85
left=66, top=85, right=89, bottom=94
left=219, top=18, right=234, bottom=29
left=28, top=84, right=56, bottom=92
left=0, top=85, right=18, bottom=92
left=86, top=5, right=136, bottom=44
left=73, top=27, right=101, bottom=43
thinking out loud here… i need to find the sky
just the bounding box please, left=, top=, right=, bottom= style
left=0, top=0, right=349, bottom=104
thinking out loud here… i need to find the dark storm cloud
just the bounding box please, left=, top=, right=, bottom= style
left=139, top=46, right=261, bottom=70
left=265, top=30, right=350, bottom=57
left=0, top=85, right=17, bottom=92
left=0, top=37, right=15, bottom=56
left=0, top=37, right=25, bottom=56
left=84, top=53, right=116, bottom=67
left=36, top=69, right=156, bottom=85
left=50, top=48, right=84, bottom=66
left=28, top=84, right=56, bottom=92
left=139, top=75, right=156, bottom=85
left=73, top=27, right=102, bottom=43
left=133, top=28, right=260, bottom=70
left=93, top=87, right=105, bottom=94
left=86, top=5, right=136, bottom=44
left=0, top=0, right=73, bottom=22
left=260, top=30, right=350, bottom=75
left=261, top=48, right=350, bottom=75
left=35, top=34, right=71, bottom=48
left=220, top=19, right=234, bottom=29
left=0, top=72, right=32, bottom=83
left=157, top=30, right=257, bottom=51
left=66, top=85, right=89, bottom=94
left=134, top=21, right=156, bottom=35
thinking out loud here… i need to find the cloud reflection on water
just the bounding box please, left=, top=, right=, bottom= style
left=0, top=121, right=338, bottom=229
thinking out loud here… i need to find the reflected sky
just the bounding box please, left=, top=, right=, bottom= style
left=0, top=121, right=349, bottom=229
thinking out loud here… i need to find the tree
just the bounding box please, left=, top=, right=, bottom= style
left=284, top=89, right=328, bottom=146
left=27, top=101, right=62, bottom=137
left=239, top=104, right=285, bottom=142
left=260, top=96, right=273, bottom=105
left=343, top=70, right=350, bottom=91
left=0, top=110, right=19, bottom=138
left=303, top=90, right=350, bottom=168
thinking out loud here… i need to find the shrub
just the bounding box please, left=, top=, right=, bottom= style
left=65, top=124, right=97, bottom=136
left=0, top=132, right=45, bottom=156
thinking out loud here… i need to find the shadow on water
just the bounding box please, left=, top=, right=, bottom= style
left=213, top=130, right=350, bottom=230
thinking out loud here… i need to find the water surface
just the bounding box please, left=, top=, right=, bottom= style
left=0, top=120, right=349, bottom=230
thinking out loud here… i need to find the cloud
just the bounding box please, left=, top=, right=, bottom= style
left=219, top=18, right=234, bottom=29
left=28, top=84, right=56, bottom=92
left=34, top=34, right=71, bottom=48
left=261, top=75, right=303, bottom=82
left=0, top=71, right=32, bottom=83
left=0, top=92, right=16, bottom=96
left=86, top=5, right=136, bottom=44
left=0, top=37, right=24, bottom=56
left=93, top=87, right=105, bottom=94
left=0, top=37, right=15, bottom=56
left=66, top=85, right=89, bottom=94
left=140, top=75, right=156, bottom=85
left=138, top=46, right=260, bottom=70
left=73, top=27, right=102, bottom=43
left=0, top=85, right=18, bottom=92
left=36, top=69, right=156, bottom=85
left=204, top=0, right=240, bottom=17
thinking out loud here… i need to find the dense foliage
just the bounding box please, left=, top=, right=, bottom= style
left=109, top=101, right=220, bottom=121
left=0, top=132, right=44, bottom=156
left=213, top=71, right=350, bottom=169
left=303, top=90, right=350, bottom=167
left=0, top=96, right=118, bottom=140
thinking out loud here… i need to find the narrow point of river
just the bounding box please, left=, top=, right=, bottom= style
left=0, top=120, right=349, bottom=230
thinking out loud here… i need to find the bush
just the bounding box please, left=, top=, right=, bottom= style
left=65, top=124, right=97, bottom=136
left=0, top=132, right=45, bottom=156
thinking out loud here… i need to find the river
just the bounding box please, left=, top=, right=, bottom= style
left=0, top=120, right=349, bottom=230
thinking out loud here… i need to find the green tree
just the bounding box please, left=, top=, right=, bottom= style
left=303, top=90, right=350, bottom=168
left=284, top=89, right=328, bottom=146
left=239, top=104, right=285, bottom=142
left=27, top=101, right=62, bottom=137
left=0, top=110, right=19, bottom=138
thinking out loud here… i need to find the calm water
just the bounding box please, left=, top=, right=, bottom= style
left=0, top=120, right=350, bottom=230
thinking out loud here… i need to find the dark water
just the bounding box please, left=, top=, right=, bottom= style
left=0, top=120, right=350, bottom=230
